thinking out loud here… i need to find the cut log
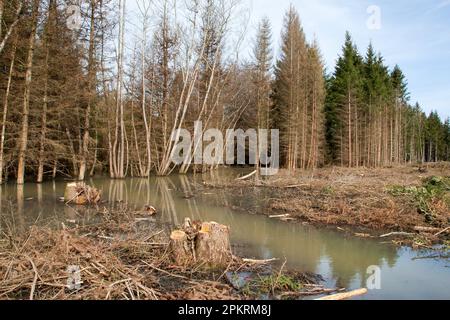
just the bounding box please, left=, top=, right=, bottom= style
left=169, top=230, right=193, bottom=266
left=195, top=222, right=231, bottom=268
left=315, top=288, right=368, bottom=300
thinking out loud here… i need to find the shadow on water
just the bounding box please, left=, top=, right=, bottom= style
left=0, top=170, right=449, bottom=299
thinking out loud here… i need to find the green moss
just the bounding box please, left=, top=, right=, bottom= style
left=322, top=186, right=335, bottom=195
left=242, top=273, right=303, bottom=297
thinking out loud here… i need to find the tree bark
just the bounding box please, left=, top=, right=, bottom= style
left=0, top=35, right=17, bottom=184
left=79, top=0, right=97, bottom=181
left=17, top=0, right=40, bottom=185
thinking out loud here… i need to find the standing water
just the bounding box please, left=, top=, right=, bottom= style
left=0, top=171, right=449, bottom=300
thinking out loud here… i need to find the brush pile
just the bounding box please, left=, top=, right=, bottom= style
left=0, top=205, right=326, bottom=300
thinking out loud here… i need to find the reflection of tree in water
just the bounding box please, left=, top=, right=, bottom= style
left=155, top=177, right=180, bottom=225
left=324, top=237, right=399, bottom=289
left=0, top=173, right=402, bottom=288
left=234, top=221, right=326, bottom=273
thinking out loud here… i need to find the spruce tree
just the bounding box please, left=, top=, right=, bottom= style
left=327, top=32, right=363, bottom=167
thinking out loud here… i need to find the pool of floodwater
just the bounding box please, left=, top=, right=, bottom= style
left=0, top=170, right=449, bottom=300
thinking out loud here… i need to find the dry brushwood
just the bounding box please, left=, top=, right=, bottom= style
left=0, top=208, right=324, bottom=300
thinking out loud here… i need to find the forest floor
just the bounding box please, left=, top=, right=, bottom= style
left=206, top=162, right=450, bottom=247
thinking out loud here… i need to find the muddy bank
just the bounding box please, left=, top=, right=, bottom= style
left=206, top=163, right=450, bottom=246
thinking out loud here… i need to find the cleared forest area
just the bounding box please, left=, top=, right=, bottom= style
left=210, top=162, right=450, bottom=245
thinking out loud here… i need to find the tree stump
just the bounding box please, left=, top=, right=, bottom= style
left=195, top=222, right=231, bottom=268
left=64, top=183, right=88, bottom=205
left=169, top=230, right=193, bottom=266
left=64, top=182, right=101, bottom=205
left=169, top=220, right=232, bottom=269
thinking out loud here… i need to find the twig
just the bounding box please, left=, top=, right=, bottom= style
left=25, top=255, right=39, bottom=300
left=236, top=170, right=257, bottom=181
left=434, top=227, right=450, bottom=237
left=141, top=260, right=190, bottom=280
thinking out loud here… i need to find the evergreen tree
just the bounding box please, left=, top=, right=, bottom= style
left=272, top=5, right=309, bottom=170
left=327, top=32, right=363, bottom=167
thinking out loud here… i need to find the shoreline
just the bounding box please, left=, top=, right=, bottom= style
left=204, top=163, right=450, bottom=247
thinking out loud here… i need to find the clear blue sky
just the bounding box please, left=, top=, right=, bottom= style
left=244, top=0, right=450, bottom=120
left=126, top=0, right=450, bottom=120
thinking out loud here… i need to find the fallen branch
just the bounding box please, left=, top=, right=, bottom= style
left=241, top=258, right=279, bottom=264
left=269, top=214, right=290, bottom=219
left=284, top=184, right=308, bottom=189
left=236, top=170, right=257, bottom=181
left=315, top=288, right=368, bottom=300
left=414, top=226, right=441, bottom=233
left=434, top=227, right=450, bottom=237
left=379, top=232, right=414, bottom=238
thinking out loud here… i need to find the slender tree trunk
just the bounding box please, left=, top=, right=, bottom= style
left=112, top=0, right=126, bottom=179
left=348, top=91, right=352, bottom=167
left=17, top=0, right=40, bottom=185
left=79, top=0, right=96, bottom=181
left=0, top=36, right=17, bottom=184
left=0, top=2, right=23, bottom=55
left=0, top=0, right=3, bottom=39
left=38, top=0, right=56, bottom=183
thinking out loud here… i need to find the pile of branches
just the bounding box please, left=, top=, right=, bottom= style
left=0, top=205, right=325, bottom=300
left=0, top=226, right=161, bottom=300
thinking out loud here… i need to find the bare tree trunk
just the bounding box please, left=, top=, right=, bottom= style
left=0, top=0, right=3, bottom=39
left=112, top=0, right=126, bottom=179
left=347, top=92, right=352, bottom=167
left=0, top=1, right=23, bottom=55
left=17, top=0, right=40, bottom=185
left=38, top=0, right=56, bottom=183
left=79, top=0, right=97, bottom=181
left=0, top=36, right=17, bottom=184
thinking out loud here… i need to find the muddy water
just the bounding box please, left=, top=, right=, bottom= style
left=0, top=171, right=449, bottom=300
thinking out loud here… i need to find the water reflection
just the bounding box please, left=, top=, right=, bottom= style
left=0, top=173, right=449, bottom=299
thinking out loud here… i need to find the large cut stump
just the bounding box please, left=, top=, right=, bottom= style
left=169, top=220, right=231, bottom=269
left=195, top=222, right=231, bottom=268
left=169, top=230, right=193, bottom=266
left=64, top=182, right=101, bottom=205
